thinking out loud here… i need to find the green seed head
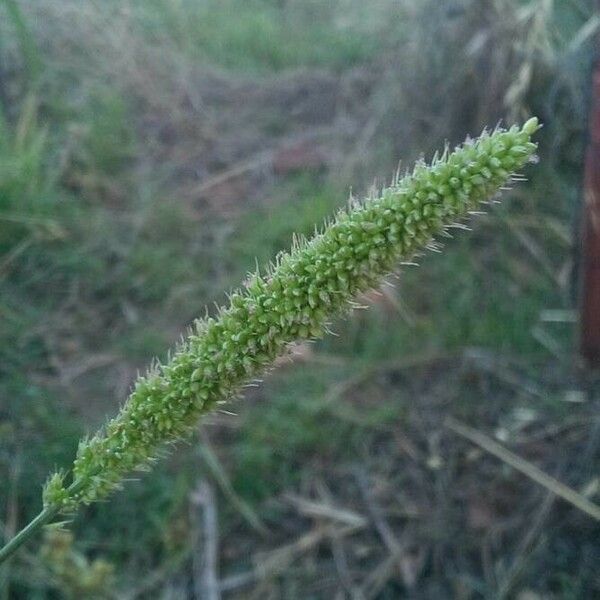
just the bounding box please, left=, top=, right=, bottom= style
left=44, top=121, right=540, bottom=510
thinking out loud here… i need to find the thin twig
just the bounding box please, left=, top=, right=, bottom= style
left=315, top=480, right=365, bottom=600
left=123, top=548, right=191, bottom=600
left=218, top=571, right=256, bottom=593
left=355, top=469, right=425, bottom=591
left=198, top=434, right=269, bottom=536
left=255, top=523, right=364, bottom=581
left=496, top=490, right=556, bottom=600
left=283, top=493, right=367, bottom=528
left=191, top=480, right=220, bottom=600
left=354, top=469, right=401, bottom=555
left=445, top=417, right=600, bottom=521
left=360, top=550, right=404, bottom=600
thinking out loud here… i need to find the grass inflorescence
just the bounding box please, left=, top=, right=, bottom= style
left=0, top=118, right=539, bottom=565
left=41, top=119, right=540, bottom=512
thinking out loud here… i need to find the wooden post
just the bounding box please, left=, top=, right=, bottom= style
left=581, top=26, right=600, bottom=368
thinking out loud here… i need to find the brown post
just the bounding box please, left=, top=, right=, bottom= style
left=581, top=26, right=600, bottom=367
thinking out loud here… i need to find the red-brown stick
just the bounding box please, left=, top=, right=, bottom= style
left=581, top=35, right=600, bottom=367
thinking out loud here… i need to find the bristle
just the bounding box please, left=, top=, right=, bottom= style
left=43, top=120, right=540, bottom=512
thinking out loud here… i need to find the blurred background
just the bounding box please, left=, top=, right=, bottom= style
left=1, top=0, right=599, bottom=598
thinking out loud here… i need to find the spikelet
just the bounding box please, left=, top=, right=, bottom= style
left=43, top=118, right=540, bottom=510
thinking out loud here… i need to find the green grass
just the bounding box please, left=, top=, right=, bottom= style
left=0, top=100, right=56, bottom=252
left=0, top=0, right=42, bottom=86
left=75, top=91, right=135, bottom=179
left=0, top=0, right=597, bottom=596
left=134, top=0, right=397, bottom=72
left=229, top=174, right=345, bottom=273
left=229, top=363, right=408, bottom=502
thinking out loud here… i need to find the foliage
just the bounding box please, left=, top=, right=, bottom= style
left=38, top=121, right=539, bottom=515
left=135, top=0, right=394, bottom=72
left=40, top=530, right=114, bottom=599
left=0, top=0, right=597, bottom=596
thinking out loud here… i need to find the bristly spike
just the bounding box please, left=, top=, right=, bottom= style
left=37, top=121, right=540, bottom=514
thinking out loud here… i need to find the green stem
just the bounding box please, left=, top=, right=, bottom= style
left=0, top=505, right=58, bottom=565
left=0, top=477, right=88, bottom=565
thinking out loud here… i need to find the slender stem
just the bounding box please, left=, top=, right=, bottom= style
left=0, top=477, right=91, bottom=565
left=0, top=505, right=59, bottom=565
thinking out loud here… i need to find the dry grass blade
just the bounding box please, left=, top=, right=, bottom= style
left=315, top=480, right=365, bottom=600
left=284, top=493, right=368, bottom=528
left=355, top=469, right=426, bottom=591
left=445, top=417, right=600, bottom=521
left=255, top=523, right=364, bottom=579
left=198, top=435, right=269, bottom=537
left=190, top=480, right=220, bottom=600
left=496, top=491, right=556, bottom=600
left=354, top=469, right=401, bottom=555
left=218, top=523, right=365, bottom=594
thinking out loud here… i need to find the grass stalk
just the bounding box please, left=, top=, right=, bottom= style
left=0, top=119, right=540, bottom=564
